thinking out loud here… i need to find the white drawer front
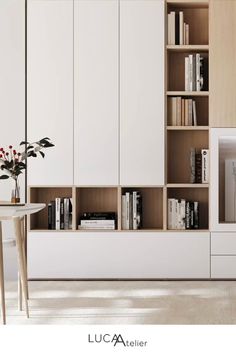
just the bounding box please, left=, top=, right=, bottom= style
left=28, top=232, right=210, bottom=279
left=211, top=232, right=236, bottom=255
left=211, top=256, right=236, bottom=278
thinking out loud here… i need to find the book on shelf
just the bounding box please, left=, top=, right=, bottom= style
left=122, top=191, right=142, bottom=230
left=185, top=54, right=208, bottom=92
left=78, top=212, right=117, bottom=230
left=169, top=97, right=197, bottom=126
left=48, top=197, right=72, bottom=230
left=168, top=11, right=189, bottom=45
left=189, top=148, right=209, bottom=184
left=168, top=198, right=200, bottom=230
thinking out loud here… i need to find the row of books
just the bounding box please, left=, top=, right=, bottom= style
left=169, top=97, right=197, bottom=126
left=190, top=148, right=209, bottom=184
left=48, top=198, right=72, bottom=230
left=168, top=11, right=189, bottom=45
left=122, top=191, right=142, bottom=230
left=185, top=54, right=208, bottom=91
left=78, top=212, right=116, bottom=230
left=168, top=199, right=199, bottom=230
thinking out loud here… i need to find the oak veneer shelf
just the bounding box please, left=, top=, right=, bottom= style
left=167, top=183, right=209, bottom=188
left=166, top=45, right=209, bottom=51
left=167, top=91, right=209, bottom=96
left=167, top=126, right=209, bottom=130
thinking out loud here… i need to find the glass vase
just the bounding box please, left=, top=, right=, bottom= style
left=11, top=178, right=20, bottom=204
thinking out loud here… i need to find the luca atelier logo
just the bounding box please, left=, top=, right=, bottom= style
left=88, top=333, right=147, bottom=348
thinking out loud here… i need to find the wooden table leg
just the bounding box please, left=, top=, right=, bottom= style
left=14, top=217, right=29, bottom=318
left=0, top=222, right=6, bottom=325
left=18, top=272, right=22, bottom=311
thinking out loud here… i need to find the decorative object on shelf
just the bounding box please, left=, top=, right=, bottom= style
left=0, top=138, right=54, bottom=203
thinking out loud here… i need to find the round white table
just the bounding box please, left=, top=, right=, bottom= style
left=0, top=203, right=45, bottom=324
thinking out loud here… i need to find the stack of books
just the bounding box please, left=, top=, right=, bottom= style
left=78, top=212, right=116, bottom=230
left=169, top=97, right=197, bottom=126
left=185, top=54, right=208, bottom=91
left=48, top=198, right=72, bottom=230
left=168, top=198, right=199, bottom=230
left=168, top=11, right=189, bottom=45
left=122, top=191, right=142, bottom=230
left=190, top=148, right=209, bottom=183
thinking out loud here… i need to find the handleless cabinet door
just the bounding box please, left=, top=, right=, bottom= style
left=27, top=0, right=74, bottom=185
left=120, top=0, right=164, bottom=185
left=74, top=0, right=119, bottom=185
left=210, top=0, right=236, bottom=127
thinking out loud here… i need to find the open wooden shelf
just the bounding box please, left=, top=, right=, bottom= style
left=167, top=130, right=208, bottom=183
left=76, top=187, right=118, bottom=230
left=167, top=91, right=209, bottom=96
left=167, top=2, right=209, bottom=45
left=29, top=187, right=73, bottom=230
left=167, top=183, right=209, bottom=188
left=167, top=187, right=209, bottom=229
left=121, top=187, right=163, bottom=230
left=166, top=45, right=209, bottom=51
left=167, top=95, right=208, bottom=126
left=168, top=51, right=208, bottom=91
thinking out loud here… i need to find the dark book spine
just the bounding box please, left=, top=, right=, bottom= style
left=190, top=202, right=194, bottom=229
left=193, top=201, right=199, bottom=229
left=185, top=202, right=190, bottom=229
left=48, top=203, right=52, bottom=230
left=203, top=57, right=209, bottom=91
left=175, top=12, right=179, bottom=45
left=51, top=201, right=56, bottom=230
left=60, top=199, right=64, bottom=230
left=195, top=153, right=202, bottom=183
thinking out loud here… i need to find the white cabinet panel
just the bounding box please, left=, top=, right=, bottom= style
left=120, top=0, right=164, bottom=185
left=27, top=0, right=74, bottom=185
left=211, top=256, right=236, bottom=278
left=28, top=232, right=210, bottom=279
left=211, top=232, right=236, bottom=255
left=74, top=0, right=119, bottom=185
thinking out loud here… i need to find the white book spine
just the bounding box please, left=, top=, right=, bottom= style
left=193, top=100, right=197, bottom=126
left=133, top=191, right=137, bottom=230
left=188, top=99, right=193, bottom=125
left=201, top=149, right=209, bottom=183
left=122, top=195, right=126, bottom=230
left=174, top=199, right=178, bottom=229
left=185, top=57, right=190, bottom=91
left=185, top=24, right=189, bottom=45
left=168, top=199, right=174, bottom=230
left=168, top=13, right=171, bottom=45
left=170, top=12, right=175, bottom=45
left=196, top=53, right=201, bottom=91
left=189, top=55, right=193, bottom=91
left=179, top=12, right=184, bottom=45
left=180, top=199, right=186, bottom=230
left=78, top=225, right=115, bottom=230
left=125, top=192, right=130, bottom=230
left=80, top=220, right=115, bottom=226
left=55, top=198, right=60, bottom=231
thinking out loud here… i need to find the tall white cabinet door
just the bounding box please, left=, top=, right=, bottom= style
left=27, top=0, right=74, bottom=185
left=120, top=0, right=164, bottom=186
left=74, top=0, right=119, bottom=186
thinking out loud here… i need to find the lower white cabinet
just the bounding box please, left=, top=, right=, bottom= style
left=211, top=256, right=236, bottom=279
left=211, top=232, right=236, bottom=278
left=28, top=232, right=210, bottom=279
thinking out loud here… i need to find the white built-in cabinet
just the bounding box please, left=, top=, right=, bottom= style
left=74, top=0, right=119, bottom=185
left=120, top=0, right=164, bottom=185
left=27, top=0, right=164, bottom=186
left=27, top=0, right=74, bottom=185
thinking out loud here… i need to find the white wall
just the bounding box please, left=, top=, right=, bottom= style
left=0, top=0, right=25, bottom=279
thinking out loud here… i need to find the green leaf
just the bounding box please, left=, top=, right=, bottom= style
left=0, top=175, right=9, bottom=179
left=20, top=141, right=30, bottom=146
left=39, top=151, right=45, bottom=158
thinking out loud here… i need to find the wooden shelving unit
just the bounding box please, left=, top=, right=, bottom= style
left=165, top=0, right=209, bottom=230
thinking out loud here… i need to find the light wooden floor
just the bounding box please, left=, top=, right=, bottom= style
left=3, top=280, right=236, bottom=324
